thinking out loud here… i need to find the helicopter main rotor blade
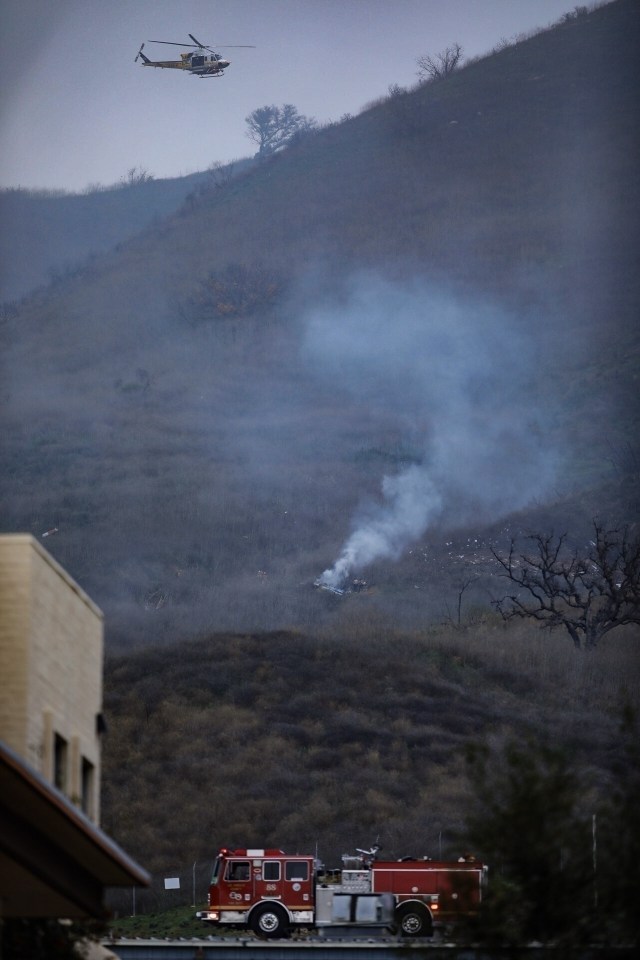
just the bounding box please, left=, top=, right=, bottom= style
left=188, top=31, right=256, bottom=50
left=149, top=40, right=202, bottom=47
left=147, top=37, right=256, bottom=50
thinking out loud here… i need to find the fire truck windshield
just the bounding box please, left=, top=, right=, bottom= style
left=210, top=859, right=221, bottom=885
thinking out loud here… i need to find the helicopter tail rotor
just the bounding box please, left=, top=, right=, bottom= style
left=135, top=43, right=145, bottom=62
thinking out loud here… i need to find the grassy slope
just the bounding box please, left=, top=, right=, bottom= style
left=1, top=0, right=638, bottom=648
left=0, top=167, right=255, bottom=304
left=101, top=619, right=640, bottom=914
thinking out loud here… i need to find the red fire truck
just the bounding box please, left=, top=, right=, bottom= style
left=196, top=844, right=487, bottom=938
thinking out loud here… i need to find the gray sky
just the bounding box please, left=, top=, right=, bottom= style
left=1, top=0, right=581, bottom=193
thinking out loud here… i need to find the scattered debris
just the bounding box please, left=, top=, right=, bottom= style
left=144, top=589, right=169, bottom=610
left=314, top=578, right=368, bottom=597
left=314, top=580, right=345, bottom=596
left=41, top=527, right=58, bottom=538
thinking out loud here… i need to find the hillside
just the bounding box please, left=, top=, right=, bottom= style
left=100, top=619, right=640, bottom=913
left=0, top=163, right=252, bottom=303
left=1, top=0, right=639, bottom=648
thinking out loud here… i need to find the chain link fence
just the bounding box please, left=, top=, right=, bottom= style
left=107, top=860, right=214, bottom=917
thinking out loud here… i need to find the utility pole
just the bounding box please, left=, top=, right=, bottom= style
left=592, top=814, right=598, bottom=908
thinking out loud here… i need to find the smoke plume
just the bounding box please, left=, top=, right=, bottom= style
left=305, top=274, right=557, bottom=590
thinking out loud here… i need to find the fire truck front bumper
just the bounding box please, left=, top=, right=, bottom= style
left=196, top=910, right=220, bottom=922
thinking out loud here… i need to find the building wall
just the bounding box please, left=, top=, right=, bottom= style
left=0, top=535, right=104, bottom=823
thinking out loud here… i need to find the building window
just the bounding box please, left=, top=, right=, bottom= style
left=81, top=756, right=95, bottom=817
left=54, top=733, right=68, bottom=792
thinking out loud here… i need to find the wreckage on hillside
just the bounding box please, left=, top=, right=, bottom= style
left=313, top=578, right=368, bottom=596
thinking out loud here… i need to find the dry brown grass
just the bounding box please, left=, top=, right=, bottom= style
left=101, top=617, right=637, bottom=910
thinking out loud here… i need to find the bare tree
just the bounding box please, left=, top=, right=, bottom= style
left=416, top=43, right=463, bottom=83
left=206, top=160, right=237, bottom=190
left=444, top=574, right=479, bottom=627
left=120, top=166, right=154, bottom=187
left=560, top=6, right=590, bottom=22
left=245, top=103, right=316, bottom=158
left=491, top=522, right=640, bottom=648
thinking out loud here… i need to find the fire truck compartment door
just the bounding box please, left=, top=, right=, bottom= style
left=254, top=858, right=284, bottom=900
left=315, top=890, right=394, bottom=926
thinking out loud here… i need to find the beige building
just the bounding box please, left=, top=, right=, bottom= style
left=0, top=533, right=149, bottom=918
left=0, top=533, right=103, bottom=822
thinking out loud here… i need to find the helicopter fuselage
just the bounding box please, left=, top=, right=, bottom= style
left=135, top=34, right=248, bottom=77
left=140, top=52, right=230, bottom=76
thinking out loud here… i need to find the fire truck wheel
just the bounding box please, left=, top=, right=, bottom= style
left=396, top=904, right=433, bottom=937
left=250, top=904, right=290, bottom=939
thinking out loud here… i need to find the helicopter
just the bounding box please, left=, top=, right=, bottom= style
left=135, top=33, right=254, bottom=78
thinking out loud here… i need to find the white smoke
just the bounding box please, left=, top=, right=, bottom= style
left=318, top=467, right=442, bottom=590
left=305, top=273, right=557, bottom=590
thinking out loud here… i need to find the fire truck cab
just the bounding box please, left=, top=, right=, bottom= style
left=197, top=848, right=315, bottom=938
